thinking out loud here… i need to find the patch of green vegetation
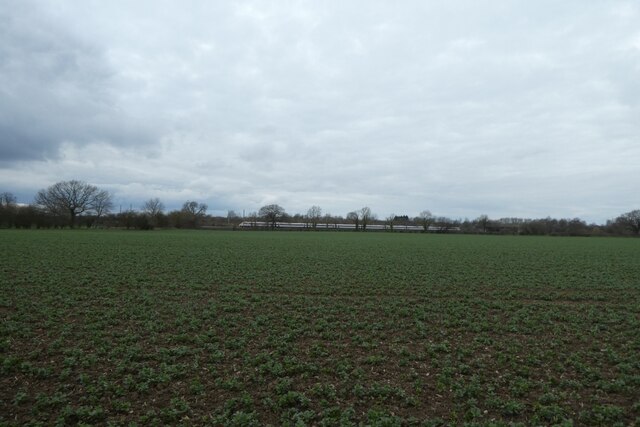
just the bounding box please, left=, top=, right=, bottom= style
left=1, top=230, right=639, bottom=425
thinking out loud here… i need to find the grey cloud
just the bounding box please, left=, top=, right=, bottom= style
left=0, top=1, right=157, bottom=162
left=0, top=0, right=638, bottom=223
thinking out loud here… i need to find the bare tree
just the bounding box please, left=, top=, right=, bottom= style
left=247, top=211, right=259, bottom=228
left=321, top=213, right=330, bottom=229
left=182, top=200, right=207, bottom=216
left=346, top=211, right=359, bottom=230
left=181, top=200, right=208, bottom=227
left=359, top=206, right=374, bottom=231
left=307, top=205, right=322, bottom=229
left=34, top=180, right=113, bottom=227
left=386, top=213, right=395, bottom=231
left=476, top=214, right=490, bottom=233
left=0, top=192, right=18, bottom=228
left=434, top=216, right=459, bottom=233
left=142, top=198, right=165, bottom=217
left=92, top=190, right=113, bottom=227
left=417, top=210, right=434, bottom=232
left=141, top=198, right=165, bottom=228
left=227, top=210, right=240, bottom=224
left=616, top=209, right=640, bottom=235
left=259, top=204, right=286, bottom=229
left=1, top=192, right=17, bottom=207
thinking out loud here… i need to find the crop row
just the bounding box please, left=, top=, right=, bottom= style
left=1, top=230, right=639, bottom=425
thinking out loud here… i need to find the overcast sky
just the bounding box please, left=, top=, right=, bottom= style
left=1, top=0, right=638, bottom=223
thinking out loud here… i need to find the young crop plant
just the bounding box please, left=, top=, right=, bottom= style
left=1, top=229, right=639, bottom=425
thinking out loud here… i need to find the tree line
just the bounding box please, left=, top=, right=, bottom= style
left=1, top=180, right=639, bottom=236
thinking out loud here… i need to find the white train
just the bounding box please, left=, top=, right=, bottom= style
left=238, top=221, right=460, bottom=232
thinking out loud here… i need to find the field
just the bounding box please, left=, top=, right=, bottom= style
left=1, top=230, right=639, bottom=426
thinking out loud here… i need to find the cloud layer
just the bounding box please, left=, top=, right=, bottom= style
left=1, top=0, right=639, bottom=222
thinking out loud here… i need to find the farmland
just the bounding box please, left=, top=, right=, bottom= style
left=1, top=230, right=639, bottom=426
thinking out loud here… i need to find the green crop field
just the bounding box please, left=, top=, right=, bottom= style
left=1, top=230, right=639, bottom=426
